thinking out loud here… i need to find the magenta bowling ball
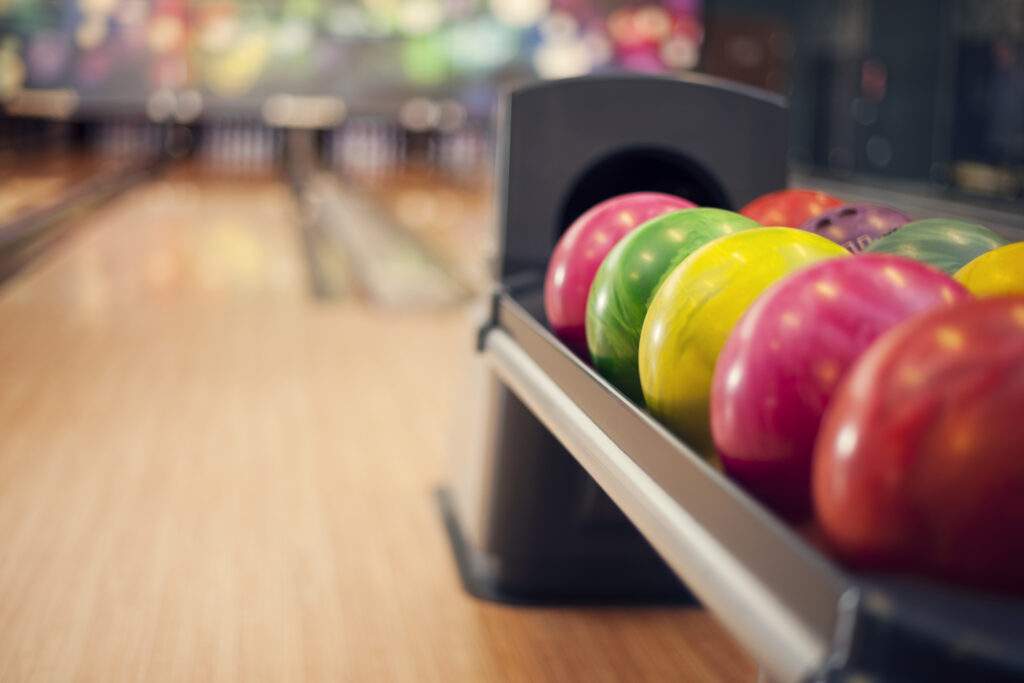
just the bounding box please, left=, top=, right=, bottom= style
left=710, top=254, right=970, bottom=518
left=544, top=192, right=693, bottom=357
left=800, top=203, right=911, bottom=253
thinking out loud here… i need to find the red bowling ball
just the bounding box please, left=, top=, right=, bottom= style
left=544, top=192, right=693, bottom=357
left=711, top=254, right=969, bottom=518
left=813, top=297, right=1024, bottom=594
left=740, top=189, right=842, bottom=228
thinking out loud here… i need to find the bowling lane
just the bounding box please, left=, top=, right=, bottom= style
left=0, top=165, right=753, bottom=681
left=361, top=169, right=494, bottom=290
left=0, top=151, right=132, bottom=225
left=298, top=167, right=492, bottom=305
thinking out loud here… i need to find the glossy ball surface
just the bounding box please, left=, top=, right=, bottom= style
left=639, top=228, right=848, bottom=454
left=799, top=202, right=911, bottom=252
left=711, top=255, right=970, bottom=518
left=739, top=189, right=842, bottom=228
left=954, top=242, right=1024, bottom=297
left=864, top=218, right=1009, bottom=275
left=544, top=192, right=693, bottom=357
left=814, top=297, right=1024, bottom=593
left=586, top=209, right=758, bottom=402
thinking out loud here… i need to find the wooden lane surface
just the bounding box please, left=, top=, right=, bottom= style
left=356, top=169, right=494, bottom=291
left=0, top=166, right=755, bottom=682
left=0, top=152, right=132, bottom=225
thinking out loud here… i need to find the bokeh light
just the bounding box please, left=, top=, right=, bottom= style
left=489, top=0, right=549, bottom=28
left=2, top=0, right=705, bottom=107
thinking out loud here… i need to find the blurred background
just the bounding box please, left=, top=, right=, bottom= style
left=3, top=0, right=1021, bottom=302
left=1, top=0, right=1022, bottom=199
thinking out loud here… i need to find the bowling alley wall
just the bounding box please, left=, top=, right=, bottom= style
left=1, top=1, right=1023, bottom=202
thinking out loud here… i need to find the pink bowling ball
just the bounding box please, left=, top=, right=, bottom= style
left=544, top=192, right=693, bottom=358
left=710, top=254, right=970, bottom=518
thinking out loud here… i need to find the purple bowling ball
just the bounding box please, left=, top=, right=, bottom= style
left=800, top=203, right=911, bottom=253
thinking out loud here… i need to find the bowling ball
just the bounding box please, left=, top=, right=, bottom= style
left=954, top=242, right=1024, bottom=297
left=814, top=297, right=1024, bottom=594
left=799, top=202, right=911, bottom=253
left=586, top=209, right=758, bottom=402
left=639, top=228, right=848, bottom=454
left=864, top=218, right=1009, bottom=275
left=711, top=255, right=970, bottom=518
left=544, top=192, right=693, bottom=358
left=740, top=189, right=842, bottom=228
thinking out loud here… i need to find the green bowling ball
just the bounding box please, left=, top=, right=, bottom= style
left=586, top=208, right=759, bottom=402
left=864, top=218, right=1009, bottom=275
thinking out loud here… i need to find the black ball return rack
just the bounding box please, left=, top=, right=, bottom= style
left=440, top=75, right=1024, bottom=682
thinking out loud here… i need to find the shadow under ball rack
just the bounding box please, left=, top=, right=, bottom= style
left=440, top=74, right=1024, bottom=682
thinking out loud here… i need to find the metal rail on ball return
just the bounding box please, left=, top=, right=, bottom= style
left=478, top=282, right=1024, bottom=683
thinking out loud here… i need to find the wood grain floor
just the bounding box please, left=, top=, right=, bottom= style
left=0, top=169, right=755, bottom=682
left=0, top=152, right=131, bottom=223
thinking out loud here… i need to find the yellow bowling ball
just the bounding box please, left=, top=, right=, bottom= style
left=639, top=227, right=849, bottom=453
left=954, top=242, right=1024, bottom=297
